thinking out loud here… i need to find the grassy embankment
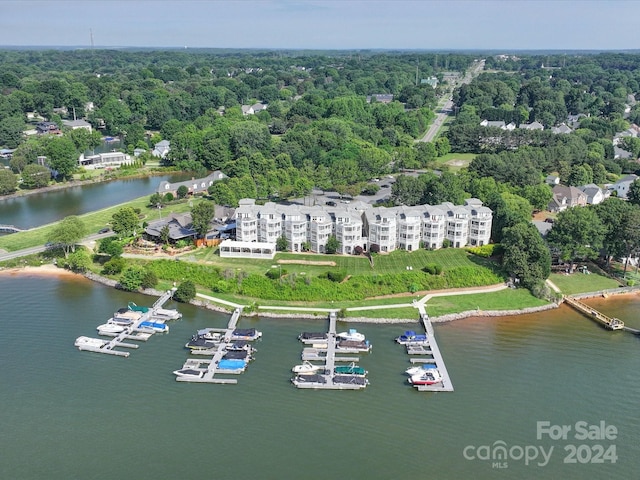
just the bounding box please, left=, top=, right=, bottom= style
left=549, top=272, right=622, bottom=295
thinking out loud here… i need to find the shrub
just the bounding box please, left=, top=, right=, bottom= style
left=141, top=270, right=158, bottom=289
left=119, top=265, right=146, bottom=291
left=442, top=239, right=452, bottom=248
left=174, top=280, right=196, bottom=302
left=98, top=237, right=123, bottom=257
left=354, top=246, right=363, bottom=255
left=102, top=257, right=127, bottom=275
left=370, top=243, right=380, bottom=254
left=466, top=244, right=497, bottom=258
left=164, top=192, right=174, bottom=202
left=327, top=270, right=347, bottom=282
left=422, top=263, right=442, bottom=275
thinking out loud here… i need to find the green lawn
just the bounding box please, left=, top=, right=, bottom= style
left=0, top=195, right=198, bottom=252
left=549, top=272, right=622, bottom=295
left=425, top=288, right=549, bottom=317
left=185, top=247, right=491, bottom=278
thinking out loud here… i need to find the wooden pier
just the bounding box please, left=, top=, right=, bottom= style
left=75, top=289, right=178, bottom=357
left=175, top=308, right=245, bottom=384
left=563, top=296, right=625, bottom=331
left=405, top=308, right=454, bottom=392
left=0, top=224, right=25, bottom=233
left=292, top=312, right=370, bottom=390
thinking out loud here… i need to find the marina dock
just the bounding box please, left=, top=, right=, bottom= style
left=74, top=289, right=179, bottom=357
left=563, top=296, right=625, bottom=331
left=292, top=312, right=370, bottom=390
left=402, top=307, right=454, bottom=392
left=175, top=308, right=248, bottom=384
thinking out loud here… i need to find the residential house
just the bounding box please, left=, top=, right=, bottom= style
left=62, top=119, right=92, bottom=133
left=548, top=185, right=588, bottom=212
left=78, top=151, right=132, bottom=170
left=35, top=122, right=60, bottom=135
left=545, top=175, right=560, bottom=186
left=421, top=77, right=438, bottom=88
left=366, top=94, right=394, bottom=104
left=156, top=171, right=227, bottom=197
left=614, top=146, right=633, bottom=160
left=241, top=103, right=268, bottom=115
left=578, top=184, right=607, bottom=205
left=144, top=213, right=197, bottom=241
left=480, top=119, right=506, bottom=129
left=608, top=174, right=639, bottom=199
left=551, top=123, right=573, bottom=134
left=520, top=121, right=544, bottom=130
left=152, top=140, right=170, bottom=158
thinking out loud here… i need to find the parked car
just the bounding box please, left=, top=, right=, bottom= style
left=325, top=201, right=337, bottom=206
left=98, top=227, right=111, bottom=234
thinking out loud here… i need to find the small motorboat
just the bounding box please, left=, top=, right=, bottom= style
left=395, top=331, right=428, bottom=345
left=408, top=369, right=443, bottom=386
left=405, top=364, right=438, bottom=376
left=137, top=321, right=169, bottom=333
left=298, top=332, right=328, bottom=342
left=173, top=368, right=205, bottom=379
left=292, top=361, right=323, bottom=374
left=223, top=350, right=252, bottom=361
left=337, top=329, right=365, bottom=342
left=185, top=336, right=218, bottom=350
left=231, top=328, right=262, bottom=341
left=217, top=359, right=247, bottom=372
left=227, top=341, right=254, bottom=352
left=152, top=308, right=182, bottom=320
left=291, top=374, right=327, bottom=386
left=96, top=323, right=126, bottom=334
left=195, top=328, right=222, bottom=341
left=333, top=375, right=369, bottom=386
left=74, top=336, right=107, bottom=348
left=334, top=363, right=367, bottom=376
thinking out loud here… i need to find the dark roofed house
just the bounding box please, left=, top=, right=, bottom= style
left=36, top=122, right=60, bottom=135
left=144, top=213, right=197, bottom=241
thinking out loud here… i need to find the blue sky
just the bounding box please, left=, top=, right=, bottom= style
left=2, top=0, right=639, bottom=50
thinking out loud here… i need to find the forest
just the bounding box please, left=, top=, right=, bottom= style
left=3, top=49, right=640, bottom=297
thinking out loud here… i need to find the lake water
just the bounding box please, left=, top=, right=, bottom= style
left=0, top=173, right=192, bottom=230
left=1, top=273, right=639, bottom=479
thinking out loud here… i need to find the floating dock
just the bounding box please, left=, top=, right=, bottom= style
left=403, top=308, right=454, bottom=392
left=563, top=296, right=625, bottom=331
left=292, top=312, right=370, bottom=390
left=175, top=308, right=248, bottom=384
left=75, top=289, right=178, bottom=357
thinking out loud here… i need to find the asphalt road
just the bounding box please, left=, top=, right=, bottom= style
left=0, top=232, right=114, bottom=263
left=417, top=59, right=485, bottom=143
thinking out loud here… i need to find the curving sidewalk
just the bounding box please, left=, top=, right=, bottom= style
left=196, top=283, right=510, bottom=315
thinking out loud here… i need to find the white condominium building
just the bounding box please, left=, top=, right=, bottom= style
left=233, top=198, right=492, bottom=253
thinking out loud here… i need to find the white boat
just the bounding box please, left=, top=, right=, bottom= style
left=292, top=361, right=323, bottom=374
left=196, top=328, right=223, bottom=341
left=405, top=364, right=438, bottom=376
left=173, top=368, right=205, bottom=379
left=153, top=308, right=182, bottom=320
left=337, top=329, right=365, bottom=342
left=96, top=323, right=126, bottom=334
left=74, top=336, right=107, bottom=348
left=408, top=369, right=443, bottom=386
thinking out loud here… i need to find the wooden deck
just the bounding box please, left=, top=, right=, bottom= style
left=563, top=296, right=625, bottom=331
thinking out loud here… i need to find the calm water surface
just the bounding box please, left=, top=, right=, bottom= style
left=0, top=173, right=192, bottom=230
left=0, top=273, right=638, bottom=479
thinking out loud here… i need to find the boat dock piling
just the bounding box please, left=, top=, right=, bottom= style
left=75, top=289, right=179, bottom=357
left=563, top=296, right=625, bottom=331
left=175, top=308, right=245, bottom=384
left=292, top=312, right=370, bottom=390
left=405, top=307, right=454, bottom=392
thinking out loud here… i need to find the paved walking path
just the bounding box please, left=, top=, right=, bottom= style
left=196, top=283, right=510, bottom=315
